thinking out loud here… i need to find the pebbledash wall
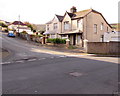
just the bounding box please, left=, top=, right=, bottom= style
left=87, top=42, right=120, bottom=54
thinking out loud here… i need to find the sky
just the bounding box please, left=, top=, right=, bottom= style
left=0, top=0, right=119, bottom=24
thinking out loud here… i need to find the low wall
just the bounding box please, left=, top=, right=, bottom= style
left=87, top=42, right=120, bottom=54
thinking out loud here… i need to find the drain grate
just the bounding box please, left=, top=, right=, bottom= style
left=69, top=72, right=83, bottom=77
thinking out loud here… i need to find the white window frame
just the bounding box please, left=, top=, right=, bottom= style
left=101, top=23, right=104, bottom=30
left=53, top=23, right=58, bottom=30
left=77, top=19, right=83, bottom=30
left=94, top=24, right=97, bottom=33
left=64, top=21, right=69, bottom=30
left=47, top=25, right=49, bottom=31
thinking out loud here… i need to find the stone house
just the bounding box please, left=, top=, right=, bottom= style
left=44, top=15, right=64, bottom=38
left=46, top=7, right=112, bottom=47
left=8, top=21, right=31, bottom=33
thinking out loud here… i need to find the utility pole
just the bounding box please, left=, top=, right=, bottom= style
left=18, top=15, right=20, bottom=33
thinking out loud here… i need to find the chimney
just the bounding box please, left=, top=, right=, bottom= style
left=70, top=6, right=77, bottom=13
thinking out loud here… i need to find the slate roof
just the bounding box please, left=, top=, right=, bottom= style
left=66, top=9, right=100, bottom=19
left=56, top=15, right=64, bottom=22
left=12, top=21, right=26, bottom=26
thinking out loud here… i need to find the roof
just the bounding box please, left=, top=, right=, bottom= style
left=66, top=9, right=100, bottom=19
left=12, top=21, right=26, bottom=26
left=56, top=15, right=64, bottom=22
left=66, top=8, right=112, bottom=28
left=46, top=20, right=52, bottom=24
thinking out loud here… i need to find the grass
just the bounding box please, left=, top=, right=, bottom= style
left=68, top=45, right=77, bottom=49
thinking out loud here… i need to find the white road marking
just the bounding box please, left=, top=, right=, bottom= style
left=38, top=58, right=46, bottom=60
left=59, top=55, right=67, bottom=57
left=0, top=62, right=11, bottom=64
left=50, top=57, right=54, bottom=58
left=27, top=59, right=36, bottom=61
left=16, top=61, right=24, bottom=63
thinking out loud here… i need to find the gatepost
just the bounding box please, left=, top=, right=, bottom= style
left=42, top=36, right=46, bottom=44
left=83, top=39, right=88, bottom=52
left=66, top=38, right=70, bottom=48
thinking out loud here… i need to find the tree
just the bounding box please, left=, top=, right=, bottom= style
left=0, top=22, right=8, bottom=27
left=24, top=22, right=34, bottom=31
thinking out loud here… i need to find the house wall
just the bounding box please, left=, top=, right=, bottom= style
left=84, top=12, right=112, bottom=42
left=46, top=16, right=62, bottom=38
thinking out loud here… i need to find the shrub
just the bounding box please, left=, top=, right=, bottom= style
left=47, top=38, right=66, bottom=44
left=21, top=31, right=27, bottom=34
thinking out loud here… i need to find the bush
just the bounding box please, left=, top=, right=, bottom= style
left=47, top=38, right=66, bottom=44
left=21, top=31, right=27, bottom=34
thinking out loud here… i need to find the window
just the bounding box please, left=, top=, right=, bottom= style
left=107, top=27, right=108, bottom=32
left=47, top=25, right=49, bottom=31
left=77, top=19, right=83, bottom=30
left=53, top=23, right=57, bottom=29
left=101, top=23, right=104, bottom=30
left=64, top=21, right=69, bottom=30
left=94, top=24, right=97, bottom=33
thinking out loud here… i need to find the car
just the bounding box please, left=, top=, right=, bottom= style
left=7, top=33, right=15, bottom=37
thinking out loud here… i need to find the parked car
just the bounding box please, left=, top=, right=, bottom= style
left=7, top=31, right=15, bottom=37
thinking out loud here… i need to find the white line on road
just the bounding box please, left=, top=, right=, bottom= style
left=0, top=62, right=11, bottom=64
left=50, top=57, right=54, bottom=59
left=27, top=59, right=36, bottom=61
left=59, top=55, right=67, bottom=57
left=38, top=58, right=46, bottom=60
left=16, top=61, right=24, bottom=63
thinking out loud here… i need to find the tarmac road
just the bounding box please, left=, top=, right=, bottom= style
left=1, top=32, right=118, bottom=94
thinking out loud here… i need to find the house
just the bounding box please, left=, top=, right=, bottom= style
left=104, top=23, right=120, bottom=42
left=46, top=6, right=112, bottom=47
left=35, top=24, right=46, bottom=33
left=104, top=31, right=120, bottom=42
left=60, top=6, right=112, bottom=47
left=0, top=19, right=8, bottom=31
left=8, top=21, right=32, bottom=33
left=44, top=15, right=64, bottom=38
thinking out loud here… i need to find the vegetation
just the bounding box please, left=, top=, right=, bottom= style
left=47, top=38, right=66, bottom=44
left=21, top=31, right=28, bottom=34
left=24, top=22, right=34, bottom=31
left=68, top=45, right=77, bottom=49
left=0, top=22, right=8, bottom=27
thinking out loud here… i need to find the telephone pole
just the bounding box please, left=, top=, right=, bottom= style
left=18, top=15, right=20, bottom=33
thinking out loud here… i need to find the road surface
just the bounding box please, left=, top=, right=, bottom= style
left=1, top=32, right=118, bottom=94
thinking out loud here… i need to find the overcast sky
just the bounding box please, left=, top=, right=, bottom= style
left=0, top=0, right=119, bottom=24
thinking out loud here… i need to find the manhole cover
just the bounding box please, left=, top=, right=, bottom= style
left=69, top=72, right=83, bottom=77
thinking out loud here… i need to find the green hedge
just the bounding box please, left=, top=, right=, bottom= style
left=47, top=38, right=66, bottom=44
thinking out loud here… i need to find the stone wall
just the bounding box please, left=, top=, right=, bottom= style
left=87, top=42, right=120, bottom=54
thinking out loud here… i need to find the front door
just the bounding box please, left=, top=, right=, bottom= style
left=73, top=34, right=76, bottom=45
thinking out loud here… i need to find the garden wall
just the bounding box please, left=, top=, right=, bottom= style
left=87, top=42, right=120, bottom=54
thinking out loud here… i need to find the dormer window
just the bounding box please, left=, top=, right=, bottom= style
left=47, top=25, right=49, bottom=31
left=53, top=23, right=58, bottom=29
left=64, top=21, right=69, bottom=30
left=77, top=19, right=83, bottom=31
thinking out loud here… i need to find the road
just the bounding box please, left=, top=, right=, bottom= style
left=1, top=32, right=118, bottom=94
